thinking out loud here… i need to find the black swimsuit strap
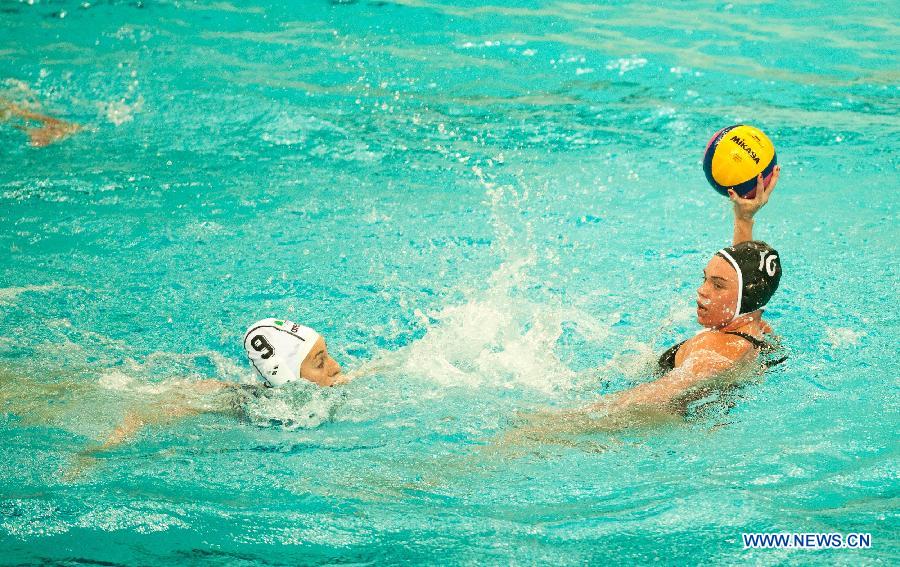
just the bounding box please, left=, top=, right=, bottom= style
left=658, top=331, right=786, bottom=374
left=724, top=331, right=787, bottom=368
left=656, top=339, right=686, bottom=373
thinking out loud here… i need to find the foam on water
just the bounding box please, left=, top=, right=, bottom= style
left=394, top=255, right=615, bottom=394
left=0, top=283, right=62, bottom=304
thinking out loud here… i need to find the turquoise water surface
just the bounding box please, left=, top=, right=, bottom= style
left=1, top=1, right=898, bottom=564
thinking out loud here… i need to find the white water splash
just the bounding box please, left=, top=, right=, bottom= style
left=823, top=327, right=865, bottom=348
left=261, top=110, right=346, bottom=146
left=393, top=256, right=615, bottom=394
left=606, top=56, right=648, bottom=75
left=99, top=95, right=143, bottom=126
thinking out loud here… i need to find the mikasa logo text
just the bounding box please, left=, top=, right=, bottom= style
left=730, top=135, right=761, bottom=163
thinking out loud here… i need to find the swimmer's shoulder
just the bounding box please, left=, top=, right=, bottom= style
left=676, top=329, right=755, bottom=367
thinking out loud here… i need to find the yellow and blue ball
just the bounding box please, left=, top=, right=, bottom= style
left=703, top=124, right=777, bottom=198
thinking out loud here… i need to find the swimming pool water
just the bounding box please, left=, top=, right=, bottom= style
left=1, top=1, right=898, bottom=564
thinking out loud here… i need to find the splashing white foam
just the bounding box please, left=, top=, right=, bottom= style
left=391, top=256, right=614, bottom=394
left=244, top=384, right=340, bottom=430
left=823, top=327, right=865, bottom=348
left=261, top=110, right=345, bottom=146
left=605, top=56, right=648, bottom=75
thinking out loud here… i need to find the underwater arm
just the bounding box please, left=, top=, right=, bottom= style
left=1, top=100, right=51, bottom=122
left=728, top=165, right=779, bottom=245
left=501, top=339, right=751, bottom=447
left=605, top=355, right=732, bottom=410
left=66, top=387, right=214, bottom=481
left=82, top=380, right=231, bottom=454
left=65, top=392, right=216, bottom=482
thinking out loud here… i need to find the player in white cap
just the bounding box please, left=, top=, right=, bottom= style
left=242, top=318, right=345, bottom=388
left=68, top=318, right=348, bottom=474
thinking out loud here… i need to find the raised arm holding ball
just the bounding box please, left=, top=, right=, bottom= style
left=610, top=166, right=784, bottom=412
left=596, top=126, right=785, bottom=413
left=507, top=127, right=786, bottom=442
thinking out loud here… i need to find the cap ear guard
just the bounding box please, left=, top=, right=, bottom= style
left=244, top=329, right=297, bottom=387
left=716, top=248, right=743, bottom=319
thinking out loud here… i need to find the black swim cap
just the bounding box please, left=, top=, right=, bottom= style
left=716, top=241, right=782, bottom=317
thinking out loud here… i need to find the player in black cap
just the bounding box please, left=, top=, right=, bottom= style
left=507, top=170, right=786, bottom=443
left=619, top=168, right=785, bottom=414
left=569, top=169, right=785, bottom=428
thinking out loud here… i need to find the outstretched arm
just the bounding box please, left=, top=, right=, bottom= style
left=65, top=400, right=209, bottom=481
left=728, top=165, right=780, bottom=245
left=68, top=380, right=231, bottom=476
left=501, top=334, right=754, bottom=446
left=602, top=350, right=740, bottom=412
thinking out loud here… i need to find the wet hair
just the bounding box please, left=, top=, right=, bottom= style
left=716, top=241, right=782, bottom=316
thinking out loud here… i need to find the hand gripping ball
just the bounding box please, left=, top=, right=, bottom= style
left=703, top=125, right=777, bottom=198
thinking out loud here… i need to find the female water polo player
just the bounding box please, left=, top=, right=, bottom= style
left=613, top=166, right=785, bottom=411
left=509, top=167, right=785, bottom=440
left=242, top=318, right=346, bottom=388
left=70, top=319, right=349, bottom=467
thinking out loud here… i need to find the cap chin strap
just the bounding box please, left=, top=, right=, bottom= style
left=717, top=248, right=743, bottom=324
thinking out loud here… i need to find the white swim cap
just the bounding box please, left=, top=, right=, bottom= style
left=243, top=318, right=320, bottom=387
